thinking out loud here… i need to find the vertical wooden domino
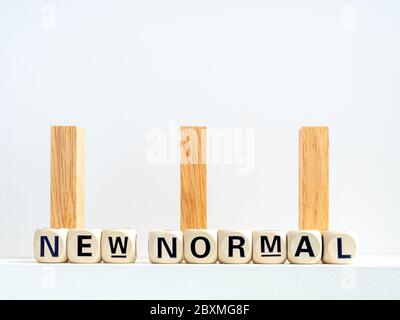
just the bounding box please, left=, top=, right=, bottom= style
left=299, top=127, right=329, bottom=232
left=50, top=126, right=85, bottom=228
left=180, top=126, right=207, bottom=230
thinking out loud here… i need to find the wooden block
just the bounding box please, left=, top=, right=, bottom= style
left=322, top=231, right=358, bottom=264
left=299, top=127, right=329, bottom=232
left=148, top=230, right=183, bottom=264
left=252, top=230, right=287, bottom=264
left=180, top=126, right=207, bottom=230
left=50, top=126, right=85, bottom=228
left=67, top=229, right=102, bottom=263
left=183, top=229, right=218, bottom=264
left=101, top=229, right=137, bottom=264
left=33, top=228, right=69, bottom=263
left=218, top=230, right=252, bottom=264
left=287, top=230, right=322, bottom=264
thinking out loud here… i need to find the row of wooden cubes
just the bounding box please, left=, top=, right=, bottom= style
left=34, top=229, right=357, bottom=264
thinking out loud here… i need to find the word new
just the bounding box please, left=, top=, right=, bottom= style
left=33, top=228, right=358, bottom=264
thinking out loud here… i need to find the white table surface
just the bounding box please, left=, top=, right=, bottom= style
left=0, top=256, right=399, bottom=299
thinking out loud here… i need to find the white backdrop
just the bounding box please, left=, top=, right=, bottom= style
left=0, top=0, right=399, bottom=257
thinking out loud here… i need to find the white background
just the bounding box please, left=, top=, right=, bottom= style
left=0, top=0, right=399, bottom=257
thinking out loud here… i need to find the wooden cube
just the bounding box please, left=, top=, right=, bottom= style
left=183, top=229, right=217, bottom=264
left=67, top=229, right=102, bottom=263
left=218, top=230, right=252, bottom=264
left=322, top=231, right=358, bottom=264
left=287, top=230, right=322, bottom=264
left=148, top=230, right=183, bottom=264
left=252, top=230, right=287, bottom=264
left=101, top=229, right=137, bottom=263
left=33, top=228, right=69, bottom=263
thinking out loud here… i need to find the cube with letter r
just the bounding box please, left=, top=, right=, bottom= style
left=33, top=228, right=69, bottom=263
left=218, top=230, right=252, bottom=264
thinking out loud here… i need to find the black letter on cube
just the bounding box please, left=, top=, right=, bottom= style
left=260, top=235, right=281, bottom=256
left=40, top=236, right=59, bottom=257
left=77, top=235, right=92, bottom=257
left=295, top=236, right=315, bottom=257
left=108, top=237, right=128, bottom=258
left=190, top=236, right=211, bottom=258
left=157, top=237, right=177, bottom=258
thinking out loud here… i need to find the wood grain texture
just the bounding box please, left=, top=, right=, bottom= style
left=299, top=127, right=329, bottom=232
left=180, top=126, right=207, bottom=230
left=50, top=126, right=85, bottom=228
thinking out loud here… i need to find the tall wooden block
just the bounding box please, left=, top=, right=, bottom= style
left=299, top=127, right=329, bottom=232
left=50, top=126, right=85, bottom=228
left=180, top=126, right=207, bottom=230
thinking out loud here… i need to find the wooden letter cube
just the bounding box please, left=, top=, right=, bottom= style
left=218, top=230, right=252, bottom=264
left=183, top=229, right=217, bottom=264
left=101, top=229, right=137, bottom=263
left=67, top=229, right=102, bottom=263
left=287, top=230, right=322, bottom=264
left=33, top=228, right=69, bottom=263
left=322, top=231, right=358, bottom=264
left=148, top=230, right=183, bottom=264
left=252, top=230, right=287, bottom=264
